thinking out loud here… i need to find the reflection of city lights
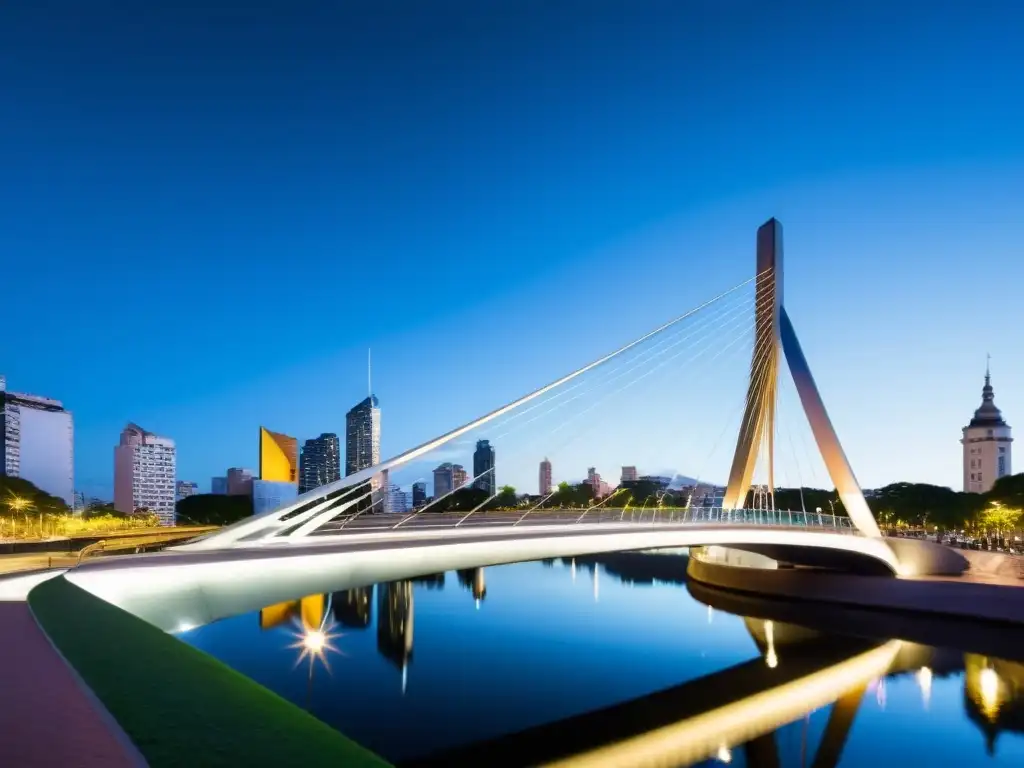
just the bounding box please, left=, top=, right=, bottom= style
left=475, top=598, right=481, bottom=610
left=765, top=621, right=778, bottom=669
left=289, top=620, right=342, bottom=672
left=304, top=630, right=326, bottom=653
left=716, top=745, right=732, bottom=763
left=916, top=667, right=932, bottom=709
left=571, top=558, right=576, bottom=583
left=875, top=678, right=887, bottom=710
left=980, top=667, right=1002, bottom=720
left=707, top=605, right=714, bottom=624
left=593, top=566, right=600, bottom=602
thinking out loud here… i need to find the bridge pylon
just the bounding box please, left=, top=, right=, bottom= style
left=721, top=219, right=882, bottom=539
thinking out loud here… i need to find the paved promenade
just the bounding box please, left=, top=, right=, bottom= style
left=0, top=602, right=141, bottom=767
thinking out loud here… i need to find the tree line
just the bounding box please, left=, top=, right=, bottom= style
left=7, top=471, right=1022, bottom=533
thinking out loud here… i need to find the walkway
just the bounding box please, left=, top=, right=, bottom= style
left=952, top=548, right=1024, bottom=586
left=0, top=602, right=141, bottom=767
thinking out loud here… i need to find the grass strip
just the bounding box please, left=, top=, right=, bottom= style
left=29, top=575, right=392, bottom=768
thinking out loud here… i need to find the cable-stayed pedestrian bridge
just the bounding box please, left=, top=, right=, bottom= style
left=171, top=217, right=956, bottom=580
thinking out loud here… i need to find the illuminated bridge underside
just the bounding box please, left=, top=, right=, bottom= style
left=63, top=524, right=902, bottom=632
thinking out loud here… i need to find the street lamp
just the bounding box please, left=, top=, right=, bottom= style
left=6, top=496, right=34, bottom=539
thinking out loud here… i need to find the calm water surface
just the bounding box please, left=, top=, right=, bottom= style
left=182, top=554, right=1024, bottom=766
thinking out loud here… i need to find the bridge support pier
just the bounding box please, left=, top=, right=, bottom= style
left=722, top=218, right=882, bottom=540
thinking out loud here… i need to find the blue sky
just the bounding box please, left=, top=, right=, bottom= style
left=2, top=1, right=1023, bottom=499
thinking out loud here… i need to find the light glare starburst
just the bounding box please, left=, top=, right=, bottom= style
left=289, top=617, right=344, bottom=673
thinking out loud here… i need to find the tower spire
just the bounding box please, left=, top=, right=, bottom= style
left=986, top=353, right=991, bottom=386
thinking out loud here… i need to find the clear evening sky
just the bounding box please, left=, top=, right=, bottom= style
left=2, top=2, right=1022, bottom=499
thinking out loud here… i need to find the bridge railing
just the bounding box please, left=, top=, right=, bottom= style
left=316, top=506, right=858, bottom=536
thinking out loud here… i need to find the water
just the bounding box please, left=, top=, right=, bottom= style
left=181, top=553, right=1024, bottom=766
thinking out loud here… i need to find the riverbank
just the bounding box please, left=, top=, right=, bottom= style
left=688, top=546, right=1024, bottom=625
left=28, top=576, right=392, bottom=768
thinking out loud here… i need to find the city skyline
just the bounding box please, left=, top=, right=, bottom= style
left=3, top=4, right=1022, bottom=499
left=8, top=361, right=1017, bottom=506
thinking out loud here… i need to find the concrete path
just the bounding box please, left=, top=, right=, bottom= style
left=0, top=603, right=142, bottom=767
left=956, top=548, right=1024, bottom=585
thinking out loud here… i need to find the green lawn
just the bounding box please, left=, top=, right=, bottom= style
left=30, top=576, right=392, bottom=768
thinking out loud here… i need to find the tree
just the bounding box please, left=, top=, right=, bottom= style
left=988, top=473, right=1024, bottom=510
left=618, top=480, right=661, bottom=506
left=83, top=501, right=123, bottom=519
left=492, top=485, right=518, bottom=509
left=978, top=501, right=1022, bottom=534
left=771, top=487, right=846, bottom=516
left=0, top=476, right=70, bottom=518
left=867, top=482, right=982, bottom=531
left=176, top=494, right=253, bottom=526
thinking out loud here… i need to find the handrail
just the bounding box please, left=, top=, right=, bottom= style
left=307, top=507, right=860, bottom=538
left=77, top=539, right=107, bottom=566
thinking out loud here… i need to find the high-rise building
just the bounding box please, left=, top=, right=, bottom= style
left=226, top=467, right=254, bottom=496
left=259, top=427, right=298, bottom=483
left=473, top=440, right=496, bottom=495
left=346, top=396, right=381, bottom=476
left=433, top=463, right=454, bottom=498
left=252, top=479, right=298, bottom=515
left=114, top=423, right=176, bottom=525
left=0, top=375, right=74, bottom=506
left=621, top=466, right=638, bottom=483
left=452, top=464, right=468, bottom=489
left=412, top=481, right=427, bottom=508
left=299, top=433, right=341, bottom=493
left=539, top=458, right=552, bottom=495
left=962, top=364, right=1012, bottom=494
left=388, top=484, right=409, bottom=514
left=256, top=427, right=298, bottom=514
left=211, top=476, right=228, bottom=495
left=175, top=480, right=199, bottom=502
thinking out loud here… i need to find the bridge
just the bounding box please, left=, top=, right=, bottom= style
left=173, top=219, right=953, bottom=568
left=6, top=219, right=965, bottom=613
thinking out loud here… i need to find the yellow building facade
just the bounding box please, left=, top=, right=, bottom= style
left=259, top=427, right=298, bottom=483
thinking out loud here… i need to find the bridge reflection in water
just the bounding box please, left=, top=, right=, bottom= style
left=249, top=557, right=1024, bottom=767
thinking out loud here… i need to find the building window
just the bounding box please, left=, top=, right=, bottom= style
left=988, top=429, right=994, bottom=437
left=999, top=447, right=1006, bottom=454
left=998, top=456, right=1007, bottom=477
left=970, top=473, right=976, bottom=481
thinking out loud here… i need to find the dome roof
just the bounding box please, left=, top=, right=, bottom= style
left=968, top=369, right=1008, bottom=428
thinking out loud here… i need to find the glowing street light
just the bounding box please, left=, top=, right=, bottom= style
left=7, top=496, right=31, bottom=513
